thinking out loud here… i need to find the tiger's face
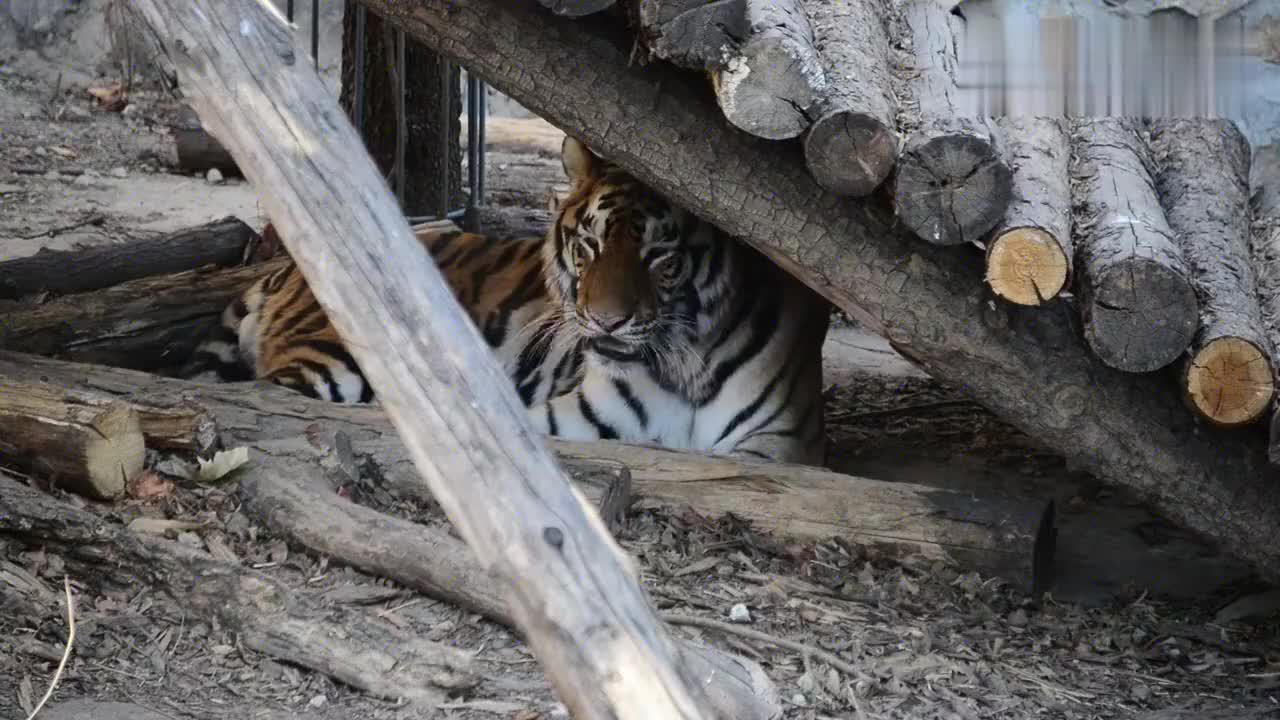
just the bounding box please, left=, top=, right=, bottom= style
left=544, top=137, right=714, bottom=368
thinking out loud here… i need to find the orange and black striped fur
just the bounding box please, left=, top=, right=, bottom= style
left=180, top=137, right=832, bottom=465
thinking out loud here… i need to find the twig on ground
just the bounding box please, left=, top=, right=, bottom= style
left=19, top=215, right=107, bottom=241
left=662, top=613, right=859, bottom=677
left=26, top=577, right=77, bottom=720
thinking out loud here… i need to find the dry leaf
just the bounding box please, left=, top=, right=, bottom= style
left=196, top=446, right=249, bottom=483
left=128, top=470, right=175, bottom=500
left=87, top=82, right=128, bottom=112
left=127, top=517, right=204, bottom=535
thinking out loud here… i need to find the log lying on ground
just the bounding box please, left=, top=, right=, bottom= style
left=0, top=350, right=1057, bottom=596
left=707, top=0, right=827, bottom=140
left=1250, top=161, right=1280, bottom=462
left=131, top=1, right=720, bottom=716
left=171, top=106, right=242, bottom=177
left=1070, top=118, right=1199, bottom=374
left=800, top=0, right=899, bottom=197
left=895, top=0, right=1012, bottom=245
left=355, top=0, right=1280, bottom=583
left=0, top=472, right=476, bottom=708
left=0, top=216, right=257, bottom=300
left=1149, top=118, right=1274, bottom=427
left=0, top=382, right=144, bottom=500
left=984, top=117, right=1073, bottom=306
left=538, top=0, right=615, bottom=18
left=0, top=258, right=287, bottom=374
left=0, top=353, right=781, bottom=719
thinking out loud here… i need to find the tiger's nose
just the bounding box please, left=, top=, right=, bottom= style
left=595, top=311, right=633, bottom=333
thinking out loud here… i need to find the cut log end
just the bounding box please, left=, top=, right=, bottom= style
left=985, top=227, right=1069, bottom=306
left=894, top=134, right=1013, bottom=246
left=803, top=111, right=898, bottom=197
left=82, top=403, right=147, bottom=500
left=712, top=39, right=824, bottom=141
left=1185, top=337, right=1276, bottom=427
left=1082, top=259, right=1199, bottom=374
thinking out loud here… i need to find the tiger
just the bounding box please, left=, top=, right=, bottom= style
left=179, top=136, right=832, bottom=466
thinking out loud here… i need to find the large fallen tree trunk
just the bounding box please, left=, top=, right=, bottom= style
left=0, top=351, right=782, bottom=719
left=0, top=350, right=1056, bottom=595
left=354, top=0, right=1280, bottom=582
left=130, top=1, right=720, bottom=717
left=1070, top=118, right=1199, bottom=374
left=0, top=472, right=477, bottom=709
left=0, top=258, right=287, bottom=374
left=0, top=216, right=257, bottom=300
left=983, top=117, right=1072, bottom=306
left=1149, top=118, right=1274, bottom=427
left=893, top=0, right=1012, bottom=246
left=1251, top=156, right=1280, bottom=463
left=800, top=0, right=899, bottom=197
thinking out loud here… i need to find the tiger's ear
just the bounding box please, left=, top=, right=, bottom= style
left=562, top=135, right=599, bottom=188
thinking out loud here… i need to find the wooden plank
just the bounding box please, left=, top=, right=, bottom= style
left=127, top=1, right=722, bottom=717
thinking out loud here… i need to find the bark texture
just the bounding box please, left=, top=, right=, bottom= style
left=130, top=2, right=720, bottom=716
left=0, top=259, right=287, bottom=374
left=709, top=0, right=827, bottom=140
left=1250, top=150, right=1280, bottom=462
left=1149, top=118, right=1274, bottom=427
left=0, top=216, right=256, bottom=300
left=1070, top=118, right=1198, bottom=374
left=634, top=0, right=748, bottom=70
left=801, top=0, right=899, bottom=197
left=339, top=5, right=462, bottom=216
left=354, top=0, right=1280, bottom=583
left=985, top=117, right=1073, bottom=306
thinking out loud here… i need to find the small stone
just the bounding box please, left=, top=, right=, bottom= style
left=34, top=146, right=48, bottom=157
left=790, top=692, right=807, bottom=707
left=122, top=103, right=140, bottom=117
left=1008, top=608, right=1028, bottom=627
left=307, top=694, right=327, bottom=708
left=729, top=603, right=751, bottom=623
left=110, top=167, right=128, bottom=178
left=206, top=168, right=224, bottom=185
left=43, top=170, right=60, bottom=181
left=73, top=173, right=94, bottom=186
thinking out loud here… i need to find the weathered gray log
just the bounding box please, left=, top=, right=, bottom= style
left=0, top=258, right=287, bottom=374
left=1070, top=118, right=1199, bottom=374
left=634, top=0, right=748, bottom=70
left=129, top=1, right=719, bottom=717
left=0, top=352, right=782, bottom=720
left=984, top=117, right=1073, bottom=306
left=1149, top=118, right=1274, bottom=427
left=172, top=106, right=243, bottom=176
left=895, top=0, right=1012, bottom=245
left=0, top=383, right=144, bottom=500
left=351, top=0, right=1280, bottom=584
left=0, top=472, right=476, bottom=708
left=0, top=216, right=257, bottom=300
left=1251, top=152, right=1280, bottom=461
left=800, top=0, right=899, bottom=197
left=708, top=0, right=827, bottom=140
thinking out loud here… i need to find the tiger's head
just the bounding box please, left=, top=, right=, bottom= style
left=543, top=136, right=725, bottom=373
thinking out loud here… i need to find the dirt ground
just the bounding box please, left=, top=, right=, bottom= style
left=3, top=3, right=1280, bottom=719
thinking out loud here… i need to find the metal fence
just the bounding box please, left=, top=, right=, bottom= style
left=287, top=0, right=487, bottom=227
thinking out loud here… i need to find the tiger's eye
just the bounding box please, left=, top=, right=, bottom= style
left=655, top=255, right=683, bottom=285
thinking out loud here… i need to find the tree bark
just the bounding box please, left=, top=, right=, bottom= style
left=1149, top=118, right=1274, bottom=427
left=130, top=2, right=720, bottom=717
left=634, top=0, right=749, bottom=71
left=800, top=0, right=899, bottom=197
left=984, top=117, right=1072, bottom=306
left=1250, top=154, right=1280, bottom=462
left=894, top=0, right=1012, bottom=246
left=0, top=472, right=476, bottom=709
left=348, top=0, right=1280, bottom=583
left=171, top=106, right=242, bottom=176
left=0, top=258, right=288, bottom=375
left=339, top=5, right=461, bottom=216
left=1070, top=118, right=1199, bottom=374
left=0, top=216, right=257, bottom=300
left=708, top=0, right=827, bottom=140
left=0, top=386, right=143, bottom=500
left=540, top=0, right=616, bottom=18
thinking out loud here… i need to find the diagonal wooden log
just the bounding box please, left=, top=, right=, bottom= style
left=128, top=1, right=719, bottom=718
left=352, top=0, right=1280, bottom=581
